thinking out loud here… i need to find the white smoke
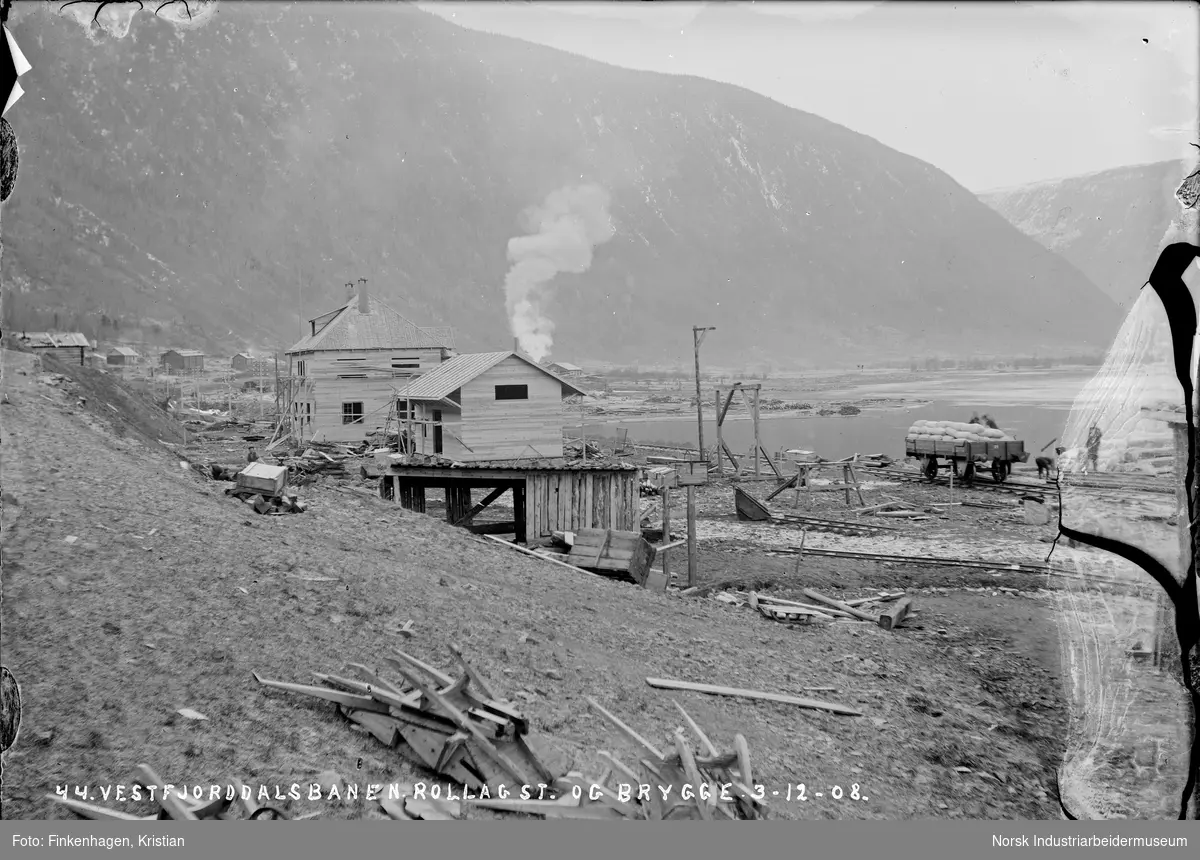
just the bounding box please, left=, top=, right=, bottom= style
left=504, top=184, right=616, bottom=362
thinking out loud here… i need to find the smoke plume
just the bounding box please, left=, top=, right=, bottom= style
left=504, top=184, right=616, bottom=361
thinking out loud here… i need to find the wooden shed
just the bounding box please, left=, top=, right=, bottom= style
left=106, top=346, right=139, bottom=366
left=379, top=461, right=640, bottom=545
left=20, top=332, right=88, bottom=366
left=231, top=353, right=252, bottom=371
left=398, top=351, right=588, bottom=462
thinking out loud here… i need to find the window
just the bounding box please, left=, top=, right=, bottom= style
left=392, top=357, right=420, bottom=370
left=342, top=402, right=364, bottom=424
left=395, top=401, right=409, bottom=420
left=337, top=373, right=368, bottom=379
left=297, top=360, right=306, bottom=377
left=494, top=384, right=529, bottom=401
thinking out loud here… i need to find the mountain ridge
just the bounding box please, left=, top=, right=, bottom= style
left=3, top=2, right=1121, bottom=367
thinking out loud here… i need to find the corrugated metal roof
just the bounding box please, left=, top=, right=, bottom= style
left=21, top=332, right=89, bottom=348
left=286, top=295, right=455, bottom=354
left=398, top=352, right=589, bottom=401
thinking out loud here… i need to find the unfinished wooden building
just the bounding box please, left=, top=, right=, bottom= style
left=283, top=281, right=456, bottom=444
left=397, top=351, right=588, bottom=461
left=380, top=462, right=640, bottom=545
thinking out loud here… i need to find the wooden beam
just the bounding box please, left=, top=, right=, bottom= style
left=686, top=484, right=698, bottom=588
left=643, top=678, right=863, bottom=717
left=878, top=597, right=913, bottom=630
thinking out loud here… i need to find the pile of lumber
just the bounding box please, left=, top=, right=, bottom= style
left=49, top=764, right=297, bottom=821
left=282, top=447, right=349, bottom=476
left=224, top=485, right=307, bottom=514
left=749, top=589, right=913, bottom=631
left=254, top=647, right=571, bottom=798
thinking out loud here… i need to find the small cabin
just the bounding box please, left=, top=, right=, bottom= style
left=106, top=346, right=139, bottom=366
left=231, top=353, right=252, bottom=371
left=398, top=351, right=588, bottom=462
left=160, top=349, right=205, bottom=372
left=20, top=332, right=88, bottom=366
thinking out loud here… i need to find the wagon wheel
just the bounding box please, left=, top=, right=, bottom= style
left=991, top=458, right=1009, bottom=483
left=961, top=460, right=976, bottom=484
left=922, top=456, right=938, bottom=481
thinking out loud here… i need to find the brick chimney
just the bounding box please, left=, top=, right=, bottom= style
left=357, top=278, right=369, bottom=314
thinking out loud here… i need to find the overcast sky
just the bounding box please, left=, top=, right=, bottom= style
left=418, top=0, right=1199, bottom=191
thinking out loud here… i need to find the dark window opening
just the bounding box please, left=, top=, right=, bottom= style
left=337, top=373, right=368, bottom=379
left=433, top=409, right=444, bottom=455
left=342, top=402, right=364, bottom=424
left=495, top=384, right=529, bottom=401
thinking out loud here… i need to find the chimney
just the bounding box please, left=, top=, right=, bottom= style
left=513, top=337, right=519, bottom=354
left=357, top=278, right=369, bottom=314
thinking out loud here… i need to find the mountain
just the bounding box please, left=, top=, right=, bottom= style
left=2, top=2, right=1121, bottom=367
left=979, top=160, right=1195, bottom=309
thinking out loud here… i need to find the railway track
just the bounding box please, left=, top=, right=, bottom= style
left=861, top=466, right=1175, bottom=497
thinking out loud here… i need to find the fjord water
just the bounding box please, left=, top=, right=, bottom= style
left=577, top=368, right=1097, bottom=461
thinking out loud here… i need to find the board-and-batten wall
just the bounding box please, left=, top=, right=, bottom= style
left=524, top=470, right=638, bottom=542
left=33, top=346, right=86, bottom=366
left=459, top=357, right=566, bottom=461
left=288, top=347, right=446, bottom=443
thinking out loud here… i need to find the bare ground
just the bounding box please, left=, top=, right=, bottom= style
left=1, top=350, right=1074, bottom=820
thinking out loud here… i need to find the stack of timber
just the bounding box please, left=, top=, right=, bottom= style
left=49, top=765, right=295, bottom=820
left=254, top=648, right=572, bottom=797
left=711, top=589, right=913, bottom=631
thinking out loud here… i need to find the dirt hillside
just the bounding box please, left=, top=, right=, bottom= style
left=1, top=348, right=1069, bottom=820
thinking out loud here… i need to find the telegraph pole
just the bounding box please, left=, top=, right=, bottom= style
left=693, top=326, right=716, bottom=461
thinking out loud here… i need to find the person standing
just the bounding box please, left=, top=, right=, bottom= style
left=1086, top=426, right=1102, bottom=473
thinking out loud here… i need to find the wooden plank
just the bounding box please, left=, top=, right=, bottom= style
left=673, top=700, right=718, bottom=756
left=878, top=597, right=913, bottom=630
left=49, top=795, right=155, bottom=821
left=800, top=588, right=877, bottom=623
left=643, top=678, right=863, bottom=717
left=673, top=732, right=712, bottom=819
left=484, top=534, right=597, bottom=578
left=252, top=672, right=393, bottom=714
left=135, top=764, right=200, bottom=820
left=584, top=696, right=666, bottom=760
left=448, top=644, right=502, bottom=702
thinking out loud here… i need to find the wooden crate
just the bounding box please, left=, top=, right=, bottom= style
left=237, top=463, right=288, bottom=498
left=643, top=466, right=679, bottom=490
left=567, top=528, right=657, bottom=584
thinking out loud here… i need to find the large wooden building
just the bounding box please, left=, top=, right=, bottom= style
left=397, top=351, right=588, bottom=462
left=160, top=349, right=206, bottom=372
left=19, top=332, right=88, bottom=366
left=284, top=282, right=456, bottom=444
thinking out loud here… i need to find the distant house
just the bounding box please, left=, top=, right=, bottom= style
left=19, top=332, right=89, bottom=366
left=231, top=353, right=252, bottom=371
left=546, top=361, right=584, bottom=379
left=398, top=351, right=588, bottom=462
left=284, top=281, right=456, bottom=443
left=160, top=349, right=206, bottom=372
left=107, top=346, right=139, bottom=367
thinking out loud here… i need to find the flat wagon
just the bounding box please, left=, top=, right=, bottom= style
left=905, top=437, right=1028, bottom=484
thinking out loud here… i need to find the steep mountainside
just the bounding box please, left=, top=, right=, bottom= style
left=3, top=2, right=1119, bottom=365
left=980, top=160, right=1194, bottom=310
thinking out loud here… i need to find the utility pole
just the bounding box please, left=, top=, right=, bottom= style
left=693, top=326, right=716, bottom=461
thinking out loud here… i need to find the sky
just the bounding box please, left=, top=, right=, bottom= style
left=418, top=0, right=1199, bottom=191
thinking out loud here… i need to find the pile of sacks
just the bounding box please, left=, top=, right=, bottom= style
left=906, top=420, right=1015, bottom=443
